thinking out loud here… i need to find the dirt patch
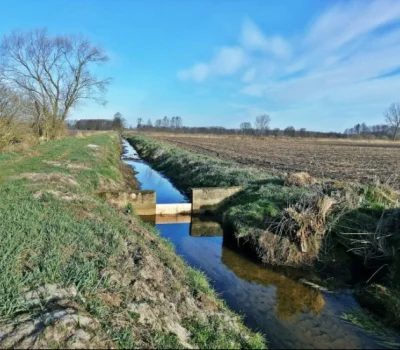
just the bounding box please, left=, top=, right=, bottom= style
left=33, top=190, right=89, bottom=202
left=87, top=144, right=100, bottom=150
left=17, top=172, right=78, bottom=187
left=43, top=160, right=91, bottom=171
left=0, top=284, right=110, bottom=349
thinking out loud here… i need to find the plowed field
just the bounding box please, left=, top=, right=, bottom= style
left=148, top=133, right=400, bottom=187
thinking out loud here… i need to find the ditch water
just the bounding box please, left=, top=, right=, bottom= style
left=122, top=139, right=399, bottom=349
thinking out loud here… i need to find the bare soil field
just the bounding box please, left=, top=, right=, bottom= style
left=146, top=133, right=400, bottom=188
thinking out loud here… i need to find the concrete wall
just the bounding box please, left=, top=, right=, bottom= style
left=99, top=190, right=156, bottom=216
left=156, top=203, right=192, bottom=215
left=99, top=186, right=242, bottom=217
left=191, top=187, right=242, bottom=214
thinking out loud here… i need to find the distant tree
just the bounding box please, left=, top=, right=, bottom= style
left=240, top=122, right=252, bottom=136
left=299, top=128, right=307, bottom=137
left=137, top=117, right=143, bottom=129
left=354, top=123, right=361, bottom=135
left=155, top=119, right=162, bottom=128
left=175, top=116, right=183, bottom=128
left=384, top=102, right=400, bottom=140
left=74, top=119, right=113, bottom=130
left=284, top=126, right=296, bottom=137
left=162, top=116, right=170, bottom=128
left=272, top=128, right=283, bottom=137
left=0, top=28, right=110, bottom=140
left=170, top=116, right=176, bottom=128
left=360, top=123, right=369, bottom=135
left=255, top=114, right=270, bottom=136
left=146, top=118, right=153, bottom=128
left=112, top=112, right=125, bottom=131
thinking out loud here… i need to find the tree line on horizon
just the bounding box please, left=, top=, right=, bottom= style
left=133, top=109, right=400, bottom=140
left=69, top=108, right=400, bottom=140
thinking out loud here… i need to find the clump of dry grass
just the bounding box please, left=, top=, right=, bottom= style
left=273, top=195, right=335, bottom=252
left=16, top=172, right=79, bottom=187
left=253, top=195, right=336, bottom=267
left=285, top=172, right=317, bottom=187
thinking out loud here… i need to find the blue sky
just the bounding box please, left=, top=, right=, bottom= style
left=1, top=0, right=400, bottom=131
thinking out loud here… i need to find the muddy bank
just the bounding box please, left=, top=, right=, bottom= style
left=0, top=133, right=265, bottom=349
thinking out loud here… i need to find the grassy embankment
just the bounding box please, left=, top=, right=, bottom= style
left=126, top=134, right=400, bottom=332
left=0, top=132, right=265, bottom=349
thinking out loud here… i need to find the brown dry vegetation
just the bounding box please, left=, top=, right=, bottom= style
left=147, top=133, right=400, bottom=188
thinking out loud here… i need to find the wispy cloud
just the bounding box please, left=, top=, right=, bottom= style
left=242, top=68, right=256, bottom=83
left=240, top=18, right=291, bottom=59
left=178, top=46, right=247, bottom=82
left=304, top=0, right=400, bottom=54
left=178, top=0, right=400, bottom=128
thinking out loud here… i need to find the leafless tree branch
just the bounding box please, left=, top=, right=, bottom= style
left=0, top=28, right=110, bottom=139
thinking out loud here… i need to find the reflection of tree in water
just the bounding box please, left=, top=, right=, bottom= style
left=221, top=246, right=325, bottom=320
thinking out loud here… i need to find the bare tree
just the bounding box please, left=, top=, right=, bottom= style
left=255, top=114, right=270, bottom=136
left=112, top=112, right=125, bottom=132
left=175, top=116, right=183, bottom=128
left=240, top=122, right=252, bottom=137
left=162, top=116, right=170, bottom=128
left=0, top=28, right=110, bottom=139
left=384, top=102, right=400, bottom=140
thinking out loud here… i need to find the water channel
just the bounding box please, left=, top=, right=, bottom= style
left=122, top=139, right=399, bottom=349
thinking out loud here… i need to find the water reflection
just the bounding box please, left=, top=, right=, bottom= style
left=124, top=159, right=189, bottom=204
left=190, top=216, right=223, bottom=237
left=157, top=223, right=384, bottom=349
left=221, top=246, right=325, bottom=320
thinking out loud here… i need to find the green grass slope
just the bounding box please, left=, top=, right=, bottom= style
left=0, top=133, right=265, bottom=349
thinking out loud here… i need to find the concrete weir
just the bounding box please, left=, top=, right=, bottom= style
left=98, top=190, right=156, bottom=216
left=191, top=187, right=242, bottom=214
left=100, top=186, right=242, bottom=216
left=156, top=203, right=192, bottom=215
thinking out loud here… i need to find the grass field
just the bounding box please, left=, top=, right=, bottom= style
left=0, top=133, right=265, bottom=349
left=146, top=133, right=400, bottom=189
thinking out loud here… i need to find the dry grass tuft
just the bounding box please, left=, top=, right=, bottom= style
left=275, top=195, right=335, bottom=253
left=17, top=172, right=79, bottom=187
left=285, top=172, right=317, bottom=187
left=257, top=195, right=336, bottom=267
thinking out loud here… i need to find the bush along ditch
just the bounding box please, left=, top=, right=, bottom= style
left=0, top=132, right=265, bottom=349
left=126, top=134, right=400, bottom=331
